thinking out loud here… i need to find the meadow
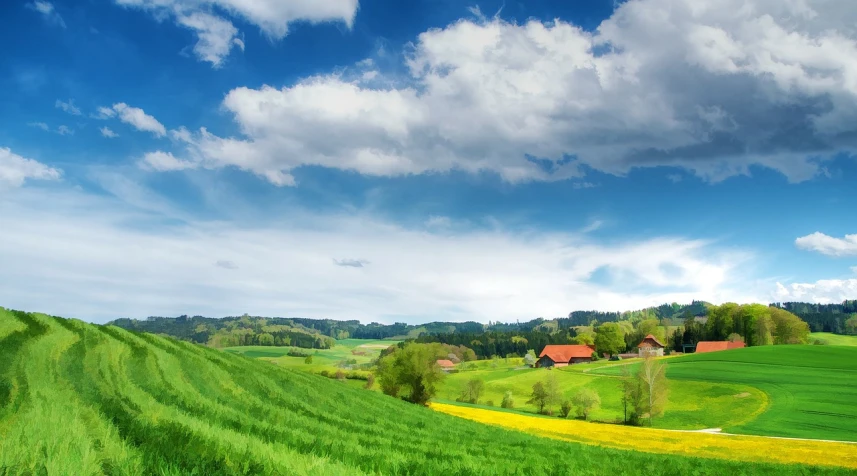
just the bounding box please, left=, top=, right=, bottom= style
left=224, top=338, right=397, bottom=374
left=592, top=346, right=857, bottom=441
left=8, top=308, right=847, bottom=475
left=435, top=357, right=766, bottom=430
left=810, top=332, right=857, bottom=346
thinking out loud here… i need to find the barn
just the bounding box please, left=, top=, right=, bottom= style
left=436, top=359, right=456, bottom=371
left=536, top=345, right=596, bottom=368
left=637, top=334, right=665, bottom=357
left=695, top=341, right=746, bottom=353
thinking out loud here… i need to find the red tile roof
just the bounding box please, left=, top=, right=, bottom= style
left=696, top=341, right=746, bottom=353
left=637, top=334, right=665, bottom=348
left=538, top=345, right=596, bottom=363
left=436, top=359, right=456, bottom=368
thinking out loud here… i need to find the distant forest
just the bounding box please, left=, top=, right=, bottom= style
left=108, top=299, right=856, bottom=356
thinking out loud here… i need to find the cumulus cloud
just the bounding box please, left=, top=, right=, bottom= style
left=156, top=0, right=857, bottom=185
left=0, top=147, right=62, bottom=187
left=0, top=185, right=761, bottom=323
left=55, top=99, right=81, bottom=116
left=773, top=279, right=857, bottom=304
left=113, top=0, right=358, bottom=66
left=102, top=103, right=166, bottom=137
left=138, top=151, right=196, bottom=171
left=100, top=127, right=119, bottom=138
left=27, top=1, right=66, bottom=28
left=795, top=232, right=857, bottom=257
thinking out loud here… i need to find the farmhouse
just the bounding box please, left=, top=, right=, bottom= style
left=436, top=359, right=456, bottom=371
left=536, top=345, right=596, bottom=368
left=695, top=341, right=746, bottom=353
left=637, top=334, right=665, bottom=357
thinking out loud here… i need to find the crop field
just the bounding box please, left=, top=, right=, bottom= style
left=432, top=403, right=857, bottom=469
left=435, top=357, right=766, bottom=430
left=8, top=309, right=846, bottom=475
left=810, top=333, right=857, bottom=346
left=592, top=346, right=857, bottom=441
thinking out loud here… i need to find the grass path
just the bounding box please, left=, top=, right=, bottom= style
left=431, top=403, right=857, bottom=469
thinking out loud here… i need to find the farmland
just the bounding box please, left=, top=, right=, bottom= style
left=224, top=338, right=398, bottom=374
left=592, top=346, right=857, bottom=441
left=9, top=308, right=847, bottom=475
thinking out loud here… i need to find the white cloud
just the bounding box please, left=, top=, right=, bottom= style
left=27, top=122, right=49, bottom=131
left=27, top=1, right=66, bottom=28
left=105, top=103, right=166, bottom=137
left=581, top=220, right=603, bottom=233
left=0, top=184, right=760, bottom=323
left=773, top=279, right=857, bottom=304
left=95, top=107, right=116, bottom=119
left=138, top=151, right=196, bottom=171
left=55, top=99, right=81, bottom=116
left=159, top=1, right=857, bottom=185
left=113, top=0, right=358, bottom=66
left=0, top=147, right=62, bottom=187
left=100, top=127, right=119, bottom=138
left=795, top=232, right=857, bottom=257
left=56, top=125, right=73, bottom=136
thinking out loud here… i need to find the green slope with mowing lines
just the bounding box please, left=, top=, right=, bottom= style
left=593, top=346, right=857, bottom=441
left=0, top=308, right=851, bottom=475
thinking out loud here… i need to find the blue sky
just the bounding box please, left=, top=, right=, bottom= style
left=1, top=0, right=856, bottom=323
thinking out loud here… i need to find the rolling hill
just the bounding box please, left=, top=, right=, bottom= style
left=1, top=307, right=849, bottom=475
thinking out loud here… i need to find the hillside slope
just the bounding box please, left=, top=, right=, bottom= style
left=0, top=308, right=850, bottom=475
left=593, top=346, right=857, bottom=441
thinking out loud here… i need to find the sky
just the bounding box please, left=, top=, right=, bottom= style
left=1, top=0, right=856, bottom=324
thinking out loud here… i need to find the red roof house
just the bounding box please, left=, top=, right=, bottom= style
left=695, top=341, right=746, bottom=353
left=536, top=345, right=596, bottom=368
left=436, top=359, right=456, bottom=370
left=637, top=334, right=665, bottom=357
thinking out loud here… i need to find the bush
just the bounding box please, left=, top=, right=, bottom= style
left=304, top=355, right=313, bottom=364
left=501, top=391, right=514, bottom=409
left=572, top=388, right=601, bottom=421
left=486, top=400, right=494, bottom=407
left=590, top=352, right=599, bottom=361
left=288, top=349, right=312, bottom=358
left=364, top=374, right=375, bottom=389
left=812, top=339, right=828, bottom=346
left=319, top=370, right=330, bottom=378
left=559, top=400, right=572, bottom=418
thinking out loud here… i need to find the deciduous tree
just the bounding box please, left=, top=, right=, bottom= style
left=571, top=388, right=601, bottom=420
left=377, top=343, right=447, bottom=405
left=637, top=355, right=668, bottom=426
left=594, top=322, right=625, bottom=356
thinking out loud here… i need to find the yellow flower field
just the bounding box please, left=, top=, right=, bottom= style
left=431, top=403, right=857, bottom=469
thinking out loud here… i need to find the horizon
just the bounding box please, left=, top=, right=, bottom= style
left=2, top=0, right=857, bottom=324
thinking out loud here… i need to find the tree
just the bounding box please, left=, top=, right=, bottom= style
left=619, top=365, right=642, bottom=425
left=304, top=355, right=313, bottom=364
left=458, top=379, right=485, bottom=404
left=364, top=373, right=375, bottom=389
left=376, top=342, right=447, bottom=405
left=846, top=315, right=857, bottom=335
left=755, top=314, right=773, bottom=346
left=637, top=355, right=669, bottom=426
left=571, top=388, right=601, bottom=420
left=527, top=374, right=561, bottom=415
left=523, top=350, right=537, bottom=367
left=727, top=333, right=744, bottom=343
left=572, top=332, right=595, bottom=346
left=769, top=307, right=810, bottom=344
left=527, top=381, right=548, bottom=414
left=501, top=390, right=514, bottom=409
left=559, top=400, right=573, bottom=418
left=637, top=319, right=665, bottom=343
left=594, top=322, right=625, bottom=356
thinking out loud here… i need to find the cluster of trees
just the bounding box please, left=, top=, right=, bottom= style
left=773, top=301, right=857, bottom=334
left=672, top=304, right=810, bottom=350
left=414, top=329, right=577, bottom=359
left=376, top=343, right=449, bottom=405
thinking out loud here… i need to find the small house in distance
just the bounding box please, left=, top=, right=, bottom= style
left=695, top=341, right=745, bottom=353
left=436, top=359, right=456, bottom=371
left=637, top=334, right=665, bottom=357
left=536, top=345, right=596, bottom=368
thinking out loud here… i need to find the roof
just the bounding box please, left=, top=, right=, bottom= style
left=538, top=345, right=596, bottom=362
left=436, top=359, right=456, bottom=368
left=637, top=334, right=665, bottom=348
left=695, top=341, right=746, bottom=353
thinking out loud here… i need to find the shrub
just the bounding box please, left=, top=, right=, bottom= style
left=590, top=352, right=599, bottom=361
left=486, top=400, right=494, bottom=407
left=304, top=355, right=313, bottom=364
left=572, top=388, right=601, bottom=421
left=501, top=391, right=514, bottom=409
left=365, top=373, right=375, bottom=389
left=560, top=400, right=572, bottom=418
left=319, top=370, right=330, bottom=378
left=335, top=370, right=346, bottom=380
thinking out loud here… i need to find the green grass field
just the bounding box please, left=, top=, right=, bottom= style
left=592, top=346, right=857, bottom=441
left=810, top=333, right=857, bottom=346
left=225, top=338, right=398, bottom=375
left=9, top=308, right=846, bottom=474
left=435, top=357, right=766, bottom=430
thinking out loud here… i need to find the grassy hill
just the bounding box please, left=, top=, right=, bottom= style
left=810, top=333, right=857, bottom=346
left=593, top=346, right=857, bottom=441
left=1, top=308, right=850, bottom=475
